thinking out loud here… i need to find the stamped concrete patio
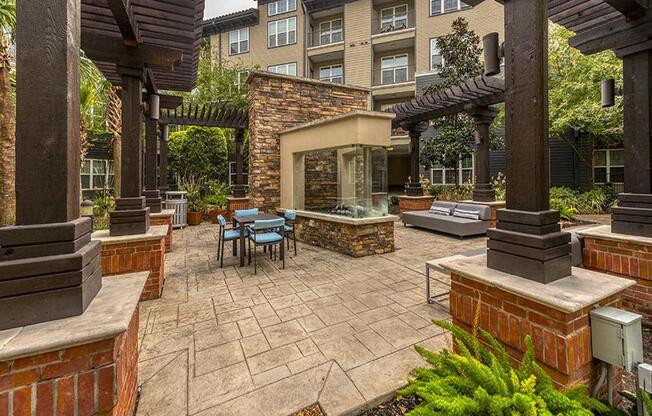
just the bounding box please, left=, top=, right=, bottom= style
left=135, top=222, right=485, bottom=416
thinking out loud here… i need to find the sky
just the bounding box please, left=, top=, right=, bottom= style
left=204, top=0, right=257, bottom=19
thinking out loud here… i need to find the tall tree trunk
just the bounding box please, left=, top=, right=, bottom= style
left=0, top=34, right=15, bottom=226
left=106, top=86, right=121, bottom=197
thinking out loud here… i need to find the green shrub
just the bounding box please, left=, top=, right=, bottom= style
left=549, top=186, right=618, bottom=216
left=401, top=320, right=610, bottom=416
left=550, top=198, right=578, bottom=221
left=181, top=183, right=205, bottom=213
left=168, top=126, right=229, bottom=186
left=492, top=172, right=506, bottom=201
left=204, top=180, right=230, bottom=210
left=427, top=182, right=474, bottom=202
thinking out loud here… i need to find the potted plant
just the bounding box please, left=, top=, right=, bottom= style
left=182, top=183, right=204, bottom=226
left=205, top=181, right=231, bottom=224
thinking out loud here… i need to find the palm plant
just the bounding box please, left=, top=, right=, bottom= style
left=0, top=0, right=15, bottom=226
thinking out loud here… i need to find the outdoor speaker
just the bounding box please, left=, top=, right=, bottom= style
left=601, top=79, right=616, bottom=108
left=149, top=94, right=161, bottom=120
left=483, top=32, right=501, bottom=76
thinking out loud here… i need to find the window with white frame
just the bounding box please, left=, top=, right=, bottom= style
left=430, top=38, right=444, bottom=73
left=381, top=54, right=408, bottom=85
left=430, top=0, right=469, bottom=15
left=268, top=17, right=297, bottom=47
left=234, top=70, right=250, bottom=89
left=430, top=155, right=474, bottom=185
left=594, top=149, right=624, bottom=184
left=229, top=28, right=249, bottom=55
left=229, top=162, right=249, bottom=186
left=319, top=64, right=343, bottom=84
left=380, top=5, right=408, bottom=32
left=319, top=19, right=343, bottom=45
left=268, top=0, right=296, bottom=16
left=81, top=159, right=115, bottom=190
left=268, top=62, right=297, bottom=76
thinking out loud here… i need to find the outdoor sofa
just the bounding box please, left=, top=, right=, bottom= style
left=402, top=201, right=492, bottom=238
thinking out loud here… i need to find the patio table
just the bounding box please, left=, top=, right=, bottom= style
left=233, top=213, right=283, bottom=267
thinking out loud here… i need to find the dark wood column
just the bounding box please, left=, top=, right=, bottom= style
left=468, top=106, right=497, bottom=202
left=143, top=113, right=162, bottom=213
left=109, top=67, right=150, bottom=236
left=486, top=0, right=572, bottom=284
left=405, top=123, right=428, bottom=197
left=612, top=50, right=652, bottom=236
left=0, top=0, right=102, bottom=330
left=159, top=123, right=169, bottom=198
left=233, top=129, right=246, bottom=198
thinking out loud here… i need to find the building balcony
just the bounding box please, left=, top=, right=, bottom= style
left=372, top=65, right=416, bottom=99
left=307, top=33, right=345, bottom=63
left=371, top=9, right=415, bottom=36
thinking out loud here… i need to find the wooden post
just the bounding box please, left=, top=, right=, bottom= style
left=405, top=123, right=428, bottom=197
left=0, top=0, right=102, bottom=330
left=468, top=106, right=497, bottom=202
left=612, top=50, right=652, bottom=236
left=486, top=0, right=572, bottom=283
left=143, top=112, right=162, bottom=213
left=159, top=123, right=169, bottom=198
left=109, top=67, right=150, bottom=236
left=234, top=128, right=246, bottom=198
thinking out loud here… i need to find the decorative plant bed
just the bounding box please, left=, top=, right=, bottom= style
left=358, top=395, right=423, bottom=416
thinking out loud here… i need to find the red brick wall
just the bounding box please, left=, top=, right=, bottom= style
left=398, top=196, right=434, bottom=214
left=150, top=215, right=173, bottom=252
left=0, top=308, right=139, bottom=416
left=227, top=198, right=250, bottom=221
left=101, top=238, right=165, bottom=300
left=450, top=273, right=623, bottom=390
left=583, top=237, right=652, bottom=325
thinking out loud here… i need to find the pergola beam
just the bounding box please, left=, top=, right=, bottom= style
left=603, top=0, right=647, bottom=19
left=107, top=0, right=140, bottom=45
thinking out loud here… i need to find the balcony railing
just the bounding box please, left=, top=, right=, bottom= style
left=373, top=64, right=416, bottom=87
left=371, top=10, right=416, bottom=36
left=307, top=30, right=344, bottom=48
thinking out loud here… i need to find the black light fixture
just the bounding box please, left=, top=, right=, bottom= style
left=601, top=79, right=622, bottom=108
left=149, top=94, right=161, bottom=120
left=483, top=32, right=502, bottom=76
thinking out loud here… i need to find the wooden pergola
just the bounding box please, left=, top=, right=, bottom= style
left=0, top=0, right=204, bottom=330
left=388, top=76, right=505, bottom=201
left=159, top=102, right=250, bottom=198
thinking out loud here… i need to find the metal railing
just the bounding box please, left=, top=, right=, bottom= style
left=371, top=10, right=416, bottom=36
left=373, top=64, right=416, bottom=87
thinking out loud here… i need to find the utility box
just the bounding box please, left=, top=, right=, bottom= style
left=590, top=306, right=643, bottom=372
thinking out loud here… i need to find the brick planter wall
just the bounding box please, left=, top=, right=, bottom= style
left=0, top=308, right=139, bottom=416
left=399, top=196, right=434, bottom=214
left=450, top=272, right=624, bottom=391
left=248, top=72, right=370, bottom=212
left=583, top=237, right=652, bottom=325
left=294, top=215, right=395, bottom=257
left=227, top=197, right=250, bottom=221
left=150, top=214, right=173, bottom=252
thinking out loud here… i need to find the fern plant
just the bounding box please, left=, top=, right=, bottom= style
left=400, top=319, right=611, bottom=415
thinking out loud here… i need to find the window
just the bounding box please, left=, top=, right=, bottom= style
left=430, top=38, right=444, bottom=73
left=430, top=155, right=474, bottom=185
left=229, top=28, right=249, bottom=55
left=234, top=70, right=250, bottom=90
left=268, top=17, right=297, bottom=47
left=319, top=64, right=343, bottom=84
left=268, top=62, right=297, bottom=76
left=81, top=159, right=115, bottom=190
left=229, top=162, right=249, bottom=187
left=594, top=149, right=624, bottom=184
left=381, top=54, right=408, bottom=85
left=430, top=0, right=469, bottom=15
left=268, top=0, right=296, bottom=16
left=380, top=5, right=408, bottom=32
left=319, top=19, right=343, bottom=45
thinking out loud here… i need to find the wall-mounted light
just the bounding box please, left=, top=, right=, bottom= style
left=473, top=131, right=481, bottom=145
left=149, top=94, right=160, bottom=120
left=601, top=79, right=623, bottom=108
left=483, top=32, right=503, bottom=77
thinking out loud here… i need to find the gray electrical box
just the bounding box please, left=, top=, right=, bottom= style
left=590, top=306, right=643, bottom=372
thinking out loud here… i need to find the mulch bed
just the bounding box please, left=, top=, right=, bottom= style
left=293, top=404, right=325, bottom=416
left=358, top=395, right=423, bottom=416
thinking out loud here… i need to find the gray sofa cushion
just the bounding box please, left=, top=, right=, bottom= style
left=456, top=203, right=492, bottom=221
left=430, top=201, right=457, bottom=214
left=453, top=208, right=481, bottom=220
left=402, top=210, right=490, bottom=237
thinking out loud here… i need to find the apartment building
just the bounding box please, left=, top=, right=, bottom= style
left=203, top=0, right=504, bottom=191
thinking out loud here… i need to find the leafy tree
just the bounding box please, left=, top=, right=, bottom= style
left=548, top=22, right=623, bottom=147
left=420, top=18, right=501, bottom=184
left=168, top=126, right=229, bottom=187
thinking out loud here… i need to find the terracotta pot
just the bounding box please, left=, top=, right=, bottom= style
left=209, top=209, right=228, bottom=224
left=187, top=211, right=203, bottom=226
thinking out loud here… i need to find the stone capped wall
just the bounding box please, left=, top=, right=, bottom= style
left=248, top=72, right=370, bottom=212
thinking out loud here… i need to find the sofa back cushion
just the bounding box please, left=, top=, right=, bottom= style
left=429, top=201, right=456, bottom=216
left=454, top=203, right=492, bottom=221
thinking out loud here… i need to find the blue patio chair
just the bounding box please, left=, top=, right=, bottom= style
left=216, top=215, right=248, bottom=268
left=284, top=210, right=297, bottom=256
left=235, top=208, right=259, bottom=217
left=247, top=218, right=285, bottom=274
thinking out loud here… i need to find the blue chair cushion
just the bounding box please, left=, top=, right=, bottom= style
left=223, top=229, right=246, bottom=240
left=250, top=232, right=283, bottom=244
left=284, top=225, right=294, bottom=233
left=236, top=208, right=259, bottom=217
